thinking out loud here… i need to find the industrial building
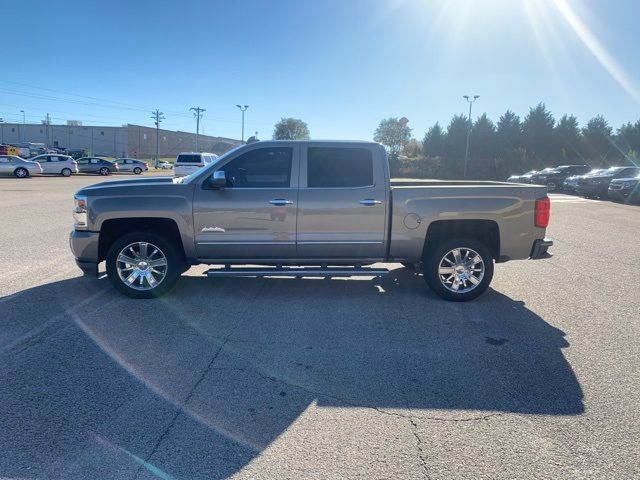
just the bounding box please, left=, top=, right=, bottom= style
left=0, top=123, right=239, bottom=158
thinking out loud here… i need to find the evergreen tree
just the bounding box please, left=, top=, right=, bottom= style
left=422, top=122, right=446, bottom=157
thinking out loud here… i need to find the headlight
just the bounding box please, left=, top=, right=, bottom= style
left=73, top=194, right=88, bottom=229
left=623, top=181, right=636, bottom=189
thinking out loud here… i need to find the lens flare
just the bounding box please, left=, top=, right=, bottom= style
left=552, top=0, right=640, bottom=104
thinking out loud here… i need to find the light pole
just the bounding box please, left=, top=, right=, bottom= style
left=20, top=110, right=25, bottom=124
left=151, top=109, right=165, bottom=167
left=236, top=105, right=249, bottom=143
left=463, top=95, right=479, bottom=179
left=190, top=107, right=205, bottom=151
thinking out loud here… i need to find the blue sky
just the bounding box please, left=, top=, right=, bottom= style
left=2, top=0, right=639, bottom=141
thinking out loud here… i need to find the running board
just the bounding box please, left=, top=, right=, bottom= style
left=205, top=266, right=389, bottom=278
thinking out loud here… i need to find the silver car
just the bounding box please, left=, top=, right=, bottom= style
left=0, top=155, right=43, bottom=178
left=30, top=154, right=78, bottom=176
left=115, top=158, right=148, bottom=174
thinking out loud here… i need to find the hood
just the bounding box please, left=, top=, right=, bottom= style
left=77, top=176, right=174, bottom=195
left=610, top=176, right=639, bottom=183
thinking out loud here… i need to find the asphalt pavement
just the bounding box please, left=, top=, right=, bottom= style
left=1, top=174, right=639, bottom=479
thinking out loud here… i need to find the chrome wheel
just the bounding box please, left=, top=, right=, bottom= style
left=438, top=247, right=485, bottom=294
left=15, top=168, right=28, bottom=178
left=116, top=242, right=168, bottom=291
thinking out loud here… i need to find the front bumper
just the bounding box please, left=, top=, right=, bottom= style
left=70, top=230, right=100, bottom=276
left=576, top=182, right=608, bottom=196
left=530, top=238, right=553, bottom=259
left=607, top=188, right=629, bottom=201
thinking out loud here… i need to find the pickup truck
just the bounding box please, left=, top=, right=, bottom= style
left=70, top=140, right=552, bottom=301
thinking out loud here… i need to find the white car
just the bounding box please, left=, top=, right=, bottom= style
left=173, top=152, right=218, bottom=177
left=30, top=154, right=78, bottom=177
left=158, top=161, right=173, bottom=169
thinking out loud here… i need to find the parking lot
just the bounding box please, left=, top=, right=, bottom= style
left=1, top=174, right=639, bottom=479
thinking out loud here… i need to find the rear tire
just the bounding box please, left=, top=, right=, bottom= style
left=61, top=168, right=72, bottom=177
left=106, top=231, right=182, bottom=299
left=423, top=238, right=494, bottom=302
left=546, top=181, right=558, bottom=192
left=99, top=167, right=110, bottom=176
left=133, top=167, right=142, bottom=175
left=14, top=167, right=29, bottom=178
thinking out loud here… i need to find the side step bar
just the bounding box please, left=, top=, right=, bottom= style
left=205, top=266, right=389, bottom=278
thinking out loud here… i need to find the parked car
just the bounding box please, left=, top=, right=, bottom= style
left=575, top=166, right=640, bottom=198
left=158, top=161, right=173, bottom=169
left=173, top=152, right=218, bottom=177
left=67, top=149, right=88, bottom=160
left=0, top=155, right=43, bottom=178
left=76, top=157, right=119, bottom=175
left=527, top=168, right=556, bottom=185
left=114, top=158, right=148, bottom=174
left=531, top=165, right=591, bottom=191
left=506, top=170, right=538, bottom=183
left=70, top=140, right=553, bottom=302
left=30, top=154, right=78, bottom=176
left=608, top=175, right=640, bottom=203
left=563, top=169, right=606, bottom=193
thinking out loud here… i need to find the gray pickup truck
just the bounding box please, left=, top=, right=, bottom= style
left=70, top=140, right=552, bottom=301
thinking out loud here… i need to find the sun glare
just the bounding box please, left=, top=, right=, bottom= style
left=551, top=0, right=640, bottom=104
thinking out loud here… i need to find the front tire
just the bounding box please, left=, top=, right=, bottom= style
left=547, top=180, right=558, bottom=192
left=423, top=238, right=494, bottom=302
left=106, top=231, right=182, bottom=298
left=14, top=167, right=29, bottom=178
left=61, top=168, right=72, bottom=177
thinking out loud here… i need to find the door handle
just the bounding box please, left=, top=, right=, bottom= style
left=269, top=199, right=294, bottom=206
left=359, top=199, right=382, bottom=206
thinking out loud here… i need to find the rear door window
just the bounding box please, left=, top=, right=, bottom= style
left=307, top=147, right=373, bottom=188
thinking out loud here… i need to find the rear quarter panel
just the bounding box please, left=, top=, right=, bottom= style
left=389, top=184, right=548, bottom=261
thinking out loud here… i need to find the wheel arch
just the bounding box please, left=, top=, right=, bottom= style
left=422, top=219, right=500, bottom=262
left=98, top=218, right=186, bottom=262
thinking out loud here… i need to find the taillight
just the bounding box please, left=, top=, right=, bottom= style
left=72, top=160, right=77, bottom=166
left=535, top=197, right=550, bottom=228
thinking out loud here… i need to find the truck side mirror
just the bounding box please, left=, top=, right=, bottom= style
left=207, top=170, right=226, bottom=189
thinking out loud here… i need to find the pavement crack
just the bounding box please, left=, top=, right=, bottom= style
left=132, top=280, right=268, bottom=480
left=408, top=416, right=431, bottom=480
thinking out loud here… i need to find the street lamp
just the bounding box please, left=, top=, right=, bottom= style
left=462, top=95, right=479, bottom=179
left=20, top=110, right=25, bottom=124
left=236, top=105, right=249, bottom=143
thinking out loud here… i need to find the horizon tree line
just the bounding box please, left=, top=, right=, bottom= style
left=376, top=103, right=640, bottom=180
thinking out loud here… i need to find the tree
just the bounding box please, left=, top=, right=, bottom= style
left=402, top=139, right=422, bottom=157
left=617, top=120, right=640, bottom=155
left=440, top=114, right=469, bottom=178
left=422, top=122, right=446, bottom=157
left=581, top=115, right=613, bottom=165
left=471, top=114, right=497, bottom=159
left=496, top=110, right=521, bottom=154
left=495, top=110, right=524, bottom=178
left=273, top=118, right=310, bottom=140
left=522, top=103, right=555, bottom=164
left=555, top=114, right=582, bottom=162
left=373, top=118, right=411, bottom=155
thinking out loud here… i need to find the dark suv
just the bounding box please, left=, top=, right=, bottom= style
left=576, top=166, right=640, bottom=198
left=531, top=165, right=591, bottom=192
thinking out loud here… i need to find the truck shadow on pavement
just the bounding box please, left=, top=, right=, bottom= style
left=0, top=267, right=584, bottom=479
